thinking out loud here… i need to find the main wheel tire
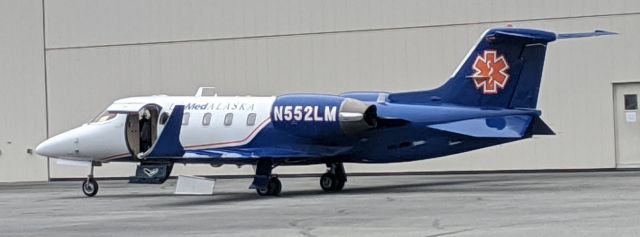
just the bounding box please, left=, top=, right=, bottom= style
left=256, top=177, right=282, bottom=196
left=335, top=178, right=345, bottom=191
left=82, top=179, right=99, bottom=197
left=256, top=187, right=270, bottom=196
left=269, top=177, right=282, bottom=196
left=320, top=173, right=346, bottom=192
left=320, top=173, right=338, bottom=191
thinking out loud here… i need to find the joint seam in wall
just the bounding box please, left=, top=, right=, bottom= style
left=45, top=11, right=640, bottom=51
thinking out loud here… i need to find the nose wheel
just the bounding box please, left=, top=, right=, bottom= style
left=82, top=162, right=99, bottom=197
left=320, top=163, right=346, bottom=192
left=82, top=177, right=99, bottom=197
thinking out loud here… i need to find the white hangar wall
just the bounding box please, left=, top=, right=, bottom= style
left=44, top=0, right=633, bottom=48
left=0, top=0, right=639, bottom=181
left=0, top=0, right=48, bottom=182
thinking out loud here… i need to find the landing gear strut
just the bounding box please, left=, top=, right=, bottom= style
left=320, top=163, right=346, bottom=192
left=82, top=162, right=99, bottom=197
left=251, top=159, right=282, bottom=196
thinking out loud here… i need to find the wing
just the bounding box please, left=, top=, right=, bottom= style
left=149, top=146, right=353, bottom=165
left=185, top=147, right=319, bottom=158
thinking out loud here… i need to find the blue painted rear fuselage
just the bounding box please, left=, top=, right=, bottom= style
left=240, top=99, right=540, bottom=165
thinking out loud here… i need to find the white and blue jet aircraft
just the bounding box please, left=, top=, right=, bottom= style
left=36, top=27, right=614, bottom=197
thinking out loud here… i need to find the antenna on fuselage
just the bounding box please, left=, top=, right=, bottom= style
left=195, top=87, right=217, bottom=97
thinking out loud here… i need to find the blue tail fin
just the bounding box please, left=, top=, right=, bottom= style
left=389, top=28, right=557, bottom=108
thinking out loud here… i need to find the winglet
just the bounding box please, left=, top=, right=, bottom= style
left=557, top=30, right=617, bottom=40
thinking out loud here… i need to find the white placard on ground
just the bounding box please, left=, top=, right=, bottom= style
left=174, top=175, right=216, bottom=195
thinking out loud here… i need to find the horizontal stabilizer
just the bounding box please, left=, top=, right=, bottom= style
left=427, top=115, right=533, bottom=138
left=557, top=30, right=617, bottom=39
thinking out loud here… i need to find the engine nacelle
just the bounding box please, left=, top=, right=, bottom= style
left=271, top=94, right=377, bottom=139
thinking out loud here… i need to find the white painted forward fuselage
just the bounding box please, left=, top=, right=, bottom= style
left=36, top=95, right=276, bottom=162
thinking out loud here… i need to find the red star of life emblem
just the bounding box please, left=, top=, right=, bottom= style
left=469, top=50, right=510, bottom=94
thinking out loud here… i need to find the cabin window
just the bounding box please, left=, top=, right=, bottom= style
left=182, top=112, right=190, bottom=126
left=224, top=113, right=234, bottom=126
left=246, top=113, right=257, bottom=126
left=202, top=113, right=212, bottom=126
left=625, top=94, right=638, bottom=110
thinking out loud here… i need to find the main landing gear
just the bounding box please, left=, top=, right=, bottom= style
left=320, top=163, right=347, bottom=192
left=82, top=162, right=99, bottom=197
left=251, top=159, right=282, bottom=196
left=250, top=160, right=348, bottom=196
left=256, top=176, right=282, bottom=196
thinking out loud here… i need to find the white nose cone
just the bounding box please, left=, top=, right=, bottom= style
left=35, top=133, right=77, bottom=158
left=35, top=139, right=53, bottom=156
left=35, top=114, right=130, bottom=160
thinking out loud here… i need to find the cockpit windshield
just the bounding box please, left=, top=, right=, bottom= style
left=89, top=110, right=118, bottom=124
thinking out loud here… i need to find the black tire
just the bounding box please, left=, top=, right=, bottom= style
left=256, top=187, right=270, bottom=196
left=320, top=173, right=338, bottom=191
left=256, top=177, right=282, bottom=196
left=269, top=177, right=282, bottom=196
left=82, top=179, right=99, bottom=197
left=335, top=178, right=345, bottom=191
left=321, top=173, right=346, bottom=192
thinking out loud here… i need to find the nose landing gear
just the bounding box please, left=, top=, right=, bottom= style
left=82, top=162, right=100, bottom=197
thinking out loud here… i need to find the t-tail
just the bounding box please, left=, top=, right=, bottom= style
left=389, top=27, right=615, bottom=109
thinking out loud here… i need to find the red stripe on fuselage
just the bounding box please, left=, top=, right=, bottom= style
left=99, top=118, right=272, bottom=161
left=183, top=118, right=271, bottom=150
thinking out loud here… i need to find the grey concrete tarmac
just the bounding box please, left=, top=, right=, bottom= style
left=1, top=171, right=640, bottom=237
